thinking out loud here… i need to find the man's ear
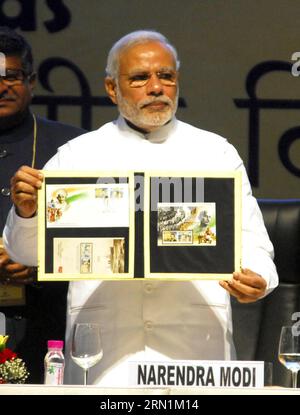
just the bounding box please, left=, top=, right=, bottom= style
left=104, top=77, right=118, bottom=105
left=28, top=72, right=37, bottom=94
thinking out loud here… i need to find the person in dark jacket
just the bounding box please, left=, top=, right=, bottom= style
left=0, top=26, right=86, bottom=383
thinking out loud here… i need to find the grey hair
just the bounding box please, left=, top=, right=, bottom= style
left=105, top=30, right=180, bottom=79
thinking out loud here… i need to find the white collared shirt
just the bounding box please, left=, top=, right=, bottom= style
left=3, top=116, right=278, bottom=386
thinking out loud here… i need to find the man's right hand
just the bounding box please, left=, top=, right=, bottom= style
left=10, top=165, right=43, bottom=218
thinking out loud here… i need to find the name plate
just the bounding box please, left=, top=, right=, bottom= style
left=129, top=360, right=265, bottom=388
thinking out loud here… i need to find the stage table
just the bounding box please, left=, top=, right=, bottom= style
left=1, top=384, right=300, bottom=395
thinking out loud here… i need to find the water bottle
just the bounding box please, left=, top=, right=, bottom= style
left=44, top=340, right=65, bottom=385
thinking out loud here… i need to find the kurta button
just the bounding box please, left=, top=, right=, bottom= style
left=144, top=283, right=153, bottom=294
left=0, top=149, right=7, bottom=158
left=144, top=321, right=153, bottom=330
left=1, top=188, right=10, bottom=196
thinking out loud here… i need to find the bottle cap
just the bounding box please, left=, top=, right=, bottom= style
left=47, top=340, right=64, bottom=349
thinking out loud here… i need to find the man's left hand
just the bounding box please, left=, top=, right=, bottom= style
left=219, top=268, right=267, bottom=303
left=0, top=247, right=37, bottom=285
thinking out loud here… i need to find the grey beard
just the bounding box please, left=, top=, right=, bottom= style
left=116, top=87, right=178, bottom=131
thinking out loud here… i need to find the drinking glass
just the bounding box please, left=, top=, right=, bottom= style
left=71, top=323, right=103, bottom=385
left=278, top=326, right=300, bottom=388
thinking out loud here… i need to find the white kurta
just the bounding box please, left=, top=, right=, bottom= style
left=3, top=116, right=278, bottom=386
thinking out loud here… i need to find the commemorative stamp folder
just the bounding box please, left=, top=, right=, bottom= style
left=37, top=170, right=242, bottom=281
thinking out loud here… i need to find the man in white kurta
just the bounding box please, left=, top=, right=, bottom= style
left=3, top=31, right=278, bottom=386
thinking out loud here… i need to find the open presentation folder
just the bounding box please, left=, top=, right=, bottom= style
left=37, top=170, right=242, bottom=281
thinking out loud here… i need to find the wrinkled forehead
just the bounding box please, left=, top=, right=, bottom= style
left=118, top=41, right=177, bottom=74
